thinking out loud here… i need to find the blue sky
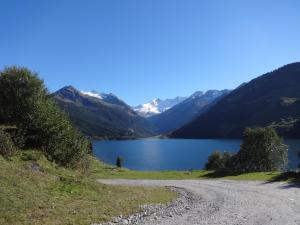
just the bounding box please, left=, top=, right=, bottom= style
left=1, top=0, right=300, bottom=105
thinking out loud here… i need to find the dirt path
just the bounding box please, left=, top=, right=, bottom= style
left=97, top=179, right=300, bottom=225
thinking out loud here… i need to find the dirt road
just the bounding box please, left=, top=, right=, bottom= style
left=98, top=179, right=300, bottom=225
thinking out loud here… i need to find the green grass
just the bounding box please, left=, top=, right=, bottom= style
left=0, top=151, right=176, bottom=225
left=91, top=159, right=287, bottom=181
left=2, top=152, right=298, bottom=225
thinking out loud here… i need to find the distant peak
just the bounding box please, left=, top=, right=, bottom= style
left=63, top=85, right=76, bottom=90
left=190, top=91, right=204, bottom=98
left=56, top=85, right=79, bottom=93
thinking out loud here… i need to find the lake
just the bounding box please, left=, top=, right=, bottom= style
left=93, top=139, right=300, bottom=171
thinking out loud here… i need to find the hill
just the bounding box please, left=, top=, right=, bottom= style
left=0, top=151, right=174, bottom=225
left=171, top=63, right=300, bottom=138
left=53, top=86, right=154, bottom=139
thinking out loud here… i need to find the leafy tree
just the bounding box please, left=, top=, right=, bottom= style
left=116, top=156, right=123, bottom=168
left=236, top=127, right=288, bottom=172
left=0, top=66, right=90, bottom=168
left=0, top=66, right=46, bottom=125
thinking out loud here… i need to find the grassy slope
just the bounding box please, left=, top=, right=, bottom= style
left=92, top=159, right=285, bottom=181
left=0, top=151, right=176, bottom=225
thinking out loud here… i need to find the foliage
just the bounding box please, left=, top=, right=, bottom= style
left=205, top=127, right=288, bottom=173
left=0, top=128, right=17, bottom=157
left=236, top=127, right=288, bottom=172
left=205, top=151, right=223, bottom=170
left=205, top=151, right=234, bottom=170
left=116, top=156, right=123, bottom=168
left=0, top=66, right=90, bottom=168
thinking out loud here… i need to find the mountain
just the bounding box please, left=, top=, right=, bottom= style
left=148, top=89, right=230, bottom=134
left=171, top=62, right=300, bottom=138
left=133, top=97, right=186, bottom=117
left=53, top=86, right=154, bottom=139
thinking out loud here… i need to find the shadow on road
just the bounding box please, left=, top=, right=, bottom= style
left=201, top=170, right=244, bottom=178
left=264, top=172, right=300, bottom=189
left=201, top=171, right=300, bottom=189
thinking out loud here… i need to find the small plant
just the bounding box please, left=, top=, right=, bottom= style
left=116, top=156, right=123, bottom=168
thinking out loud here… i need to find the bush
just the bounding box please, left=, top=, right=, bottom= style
left=236, top=127, right=288, bottom=172
left=116, top=156, right=123, bottom=168
left=0, top=129, right=17, bottom=157
left=205, top=151, right=234, bottom=170
left=0, top=66, right=90, bottom=168
left=205, top=127, right=288, bottom=173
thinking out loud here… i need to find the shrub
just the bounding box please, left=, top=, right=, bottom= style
left=205, top=151, right=234, bottom=170
left=0, top=66, right=90, bottom=168
left=205, top=151, right=223, bottom=170
left=116, top=156, right=123, bottom=168
left=0, top=129, right=17, bottom=157
left=236, top=127, right=288, bottom=172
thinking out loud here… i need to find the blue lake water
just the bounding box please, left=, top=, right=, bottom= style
left=93, top=139, right=300, bottom=171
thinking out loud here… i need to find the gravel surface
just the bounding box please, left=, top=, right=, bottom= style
left=97, top=179, right=300, bottom=225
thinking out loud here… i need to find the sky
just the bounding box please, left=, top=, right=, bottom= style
left=0, top=0, right=300, bottom=105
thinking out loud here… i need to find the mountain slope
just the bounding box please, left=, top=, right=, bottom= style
left=134, top=97, right=186, bottom=117
left=148, top=90, right=230, bottom=134
left=53, top=86, right=154, bottom=139
left=171, top=62, right=300, bottom=138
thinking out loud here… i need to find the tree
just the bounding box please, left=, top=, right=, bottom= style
left=236, top=127, right=288, bottom=172
left=0, top=66, right=46, bottom=125
left=116, top=156, right=123, bottom=168
left=0, top=66, right=90, bottom=168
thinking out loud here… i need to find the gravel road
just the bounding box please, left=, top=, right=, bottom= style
left=97, top=179, right=300, bottom=225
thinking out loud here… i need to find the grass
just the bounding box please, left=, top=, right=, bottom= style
left=2, top=152, right=298, bottom=225
left=91, top=159, right=295, bottom=182
left=0, top=151, right=176, bottom=225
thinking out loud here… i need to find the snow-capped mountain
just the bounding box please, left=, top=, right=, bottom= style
left=148, top=89, right=231, bottom=134
left=53, top=86, right=154, bottom=139
left=134, top=97, right=187, bottom=117
left=80, top=90, right=126, bottom=106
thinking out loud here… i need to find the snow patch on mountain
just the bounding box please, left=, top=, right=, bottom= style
left=81, top=90, right=104, bottom=99
left=134, top=97, right=186, bottom=117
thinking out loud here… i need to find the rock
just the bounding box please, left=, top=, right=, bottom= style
left=121, top=219, right=129, bottom=225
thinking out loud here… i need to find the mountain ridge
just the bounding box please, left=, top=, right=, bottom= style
left=148, top=89, right=230, bottom=134
left=171, top=62, right=300, bottom=138
left=134, top=96, right=187, bottom=117
left=53, top=86, right=154, bottom=139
